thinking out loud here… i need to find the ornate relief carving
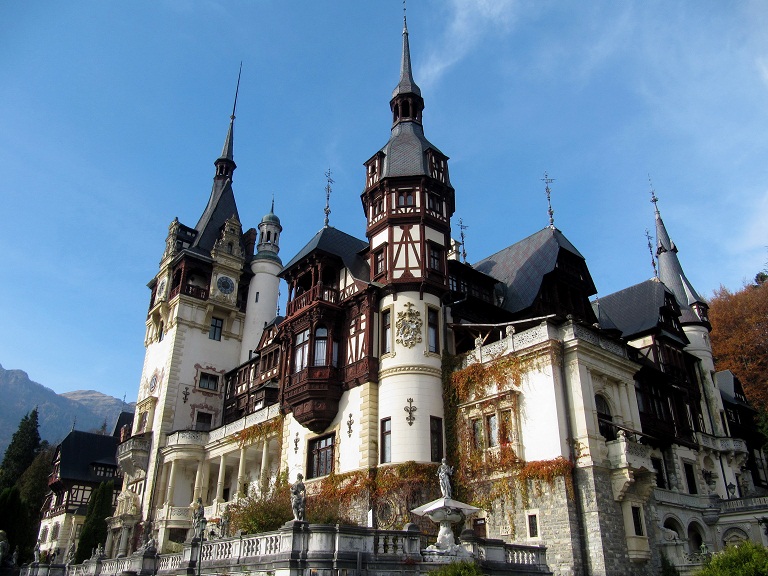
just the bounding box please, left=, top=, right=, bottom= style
left=395, top=302, right=422, bottom=348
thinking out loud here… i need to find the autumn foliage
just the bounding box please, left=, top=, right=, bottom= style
left=709, top=281, right=768, bottom=409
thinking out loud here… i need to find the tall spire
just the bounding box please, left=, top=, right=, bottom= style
left=651, top=186, right=708, bottom=323
left=390, top=8, right=424, bottom=127
left=215, top=63, right=241, bottom=178
left=393, top=6, right=421, bottom=99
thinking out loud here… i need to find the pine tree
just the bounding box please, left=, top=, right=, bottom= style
left=0, top=409, right=42, bottom=492
left=74, top=481, right=114, bottom=564
left=0, top=486, right=32, bottom=561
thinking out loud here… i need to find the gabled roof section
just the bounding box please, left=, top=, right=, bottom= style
left=715, top=370, right=754, bottom=410
left=56, top=430, right=120, bottom=484
left=281, top=226, right=370, bottom=281
left=597, top=278, right=687, bottom=342
left=473, top=227, right=593, bottom=314
left=191, top=179, right=240, bottom=254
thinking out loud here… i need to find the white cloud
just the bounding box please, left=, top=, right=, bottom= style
left=419, top=0, right=518, bottom=89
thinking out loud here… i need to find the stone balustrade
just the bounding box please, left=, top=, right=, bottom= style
left=31, top=521, right=549, bottom=576
left=166, top=430, right=209, bottom=447
left=654, top=488, right=720, bottom=511
left=207, top=404, right=281, bottom=442
left=720, top=495, right=768, bottom=513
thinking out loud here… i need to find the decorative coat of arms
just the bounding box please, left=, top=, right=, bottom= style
left=395, top=302, right=422, bottom=348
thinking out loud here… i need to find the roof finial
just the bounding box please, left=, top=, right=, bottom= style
left=324, top=168, right=334, bottom=228
left=232, top=61, right=242, bottom=121
left=403, top=0, right=407, bottom=28
left=542, top=172, right=556, bottom=228
left=271, top=194, right=275, bottom=214
left=459, top=218, right=469, bottom=263
left=645, top=228, right=658, bottom=278
left=649, top=174, right=659, bottom=214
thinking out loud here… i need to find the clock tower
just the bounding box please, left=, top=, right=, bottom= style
left=361, top=16, right=455, bottom=465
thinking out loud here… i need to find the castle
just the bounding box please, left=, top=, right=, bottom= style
left=37, top=14, right=768, bottom=576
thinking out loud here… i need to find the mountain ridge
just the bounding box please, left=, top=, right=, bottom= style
left=0, top=363, right=135, bottom=457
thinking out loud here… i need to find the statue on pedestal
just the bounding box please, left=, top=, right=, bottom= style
left=438, top=458, right=454, bottom=499
left=291, top=474, right=306, bottom=521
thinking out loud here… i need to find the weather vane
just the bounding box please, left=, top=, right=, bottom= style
left=648, top=174, right=659, bottom=213
left=459, top=218, right=469, bottom=263
left=324, top=168, right=334, bottom=228
left=645, top=228, right=658, bottom=278
left=542, top=172, right=555, bottom=228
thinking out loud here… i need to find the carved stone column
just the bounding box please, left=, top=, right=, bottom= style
left=193, top=459, right=204, bottom=501
left=260, top=439, right=270, bottom=492
left=237, top=446, right=247, bottom=496
left=165, top=459, right=178, bottom=506
left=215, top=455, right=227, bottom=502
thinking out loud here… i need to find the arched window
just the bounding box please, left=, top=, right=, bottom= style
left=595, top=394, right=616, bottom=440
left=313, top=327, right=328, bottom=366
left=51, top=522, right=60, bottom=541
left=40, top=526, right=49, bottom=543
left=687, top=522, right=705, bottom=553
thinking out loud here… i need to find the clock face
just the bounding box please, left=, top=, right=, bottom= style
left=149, top=375, right=158, bottom=393
left=158, top=279, right=166, bottom=295
left=217, top=276, right=235, bottom=294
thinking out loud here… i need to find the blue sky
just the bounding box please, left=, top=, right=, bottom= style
left=2, top=1, right=767, bottom=402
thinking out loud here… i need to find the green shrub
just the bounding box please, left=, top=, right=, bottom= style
left=429, top=560, right=484, bottom=576
left=696, top=541, right=768, bottom=576
left=661, top=552, right=681, bottom=576
left=227, top=475, right=292, bottom=533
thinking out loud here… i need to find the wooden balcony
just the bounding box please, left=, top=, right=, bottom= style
left=284, top=365, right=343, bottom=433
left=286, top=285, right=339, bottom=317
left=169, top=283, right=209, bottom=301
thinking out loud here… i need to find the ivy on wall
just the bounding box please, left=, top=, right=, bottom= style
left=443, top=349, right=574, bottom=535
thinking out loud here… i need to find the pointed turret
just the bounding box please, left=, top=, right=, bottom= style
left=214, top=65, right=241, bottom=180
left=193, top=72, right=242, bottom=253
left=653, top=195, right=709, bottom=326
left=392, top=16, right=422, bottom=111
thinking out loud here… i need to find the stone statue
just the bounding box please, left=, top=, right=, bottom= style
left=12, top=546, right=18, bottom=566
left=140, top=521, right=156, bottom=552
left=0, top=531, right=9, bottom=567
left=438, top=458, right=454, bottom=499
left=291, top=473, right=306, bottom=521
left=33, top=540, right=41, bottom=563
left=192, top=497, right=205, bottom=537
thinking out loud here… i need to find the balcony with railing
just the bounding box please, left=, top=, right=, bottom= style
left=117, top=433, right=151, bottom=476
left=165, top=430, right=209, bottom=447
left=169, top=283, right=209, bottom=301
left=285, top=284, right=339, bottom=316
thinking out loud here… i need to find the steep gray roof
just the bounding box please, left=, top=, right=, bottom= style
left=594, top=280, right=670, bottom=337
left=56, top=430, right=120, bottom=484
left=191, top=178, right=240, bottom=253
left=282, top=226, right=370, bottom=281
left=379, top=122, right=443, bottom=179
left=473, top=227, right=592, bottom=314
left=655, top=208, right=706, bottom=308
